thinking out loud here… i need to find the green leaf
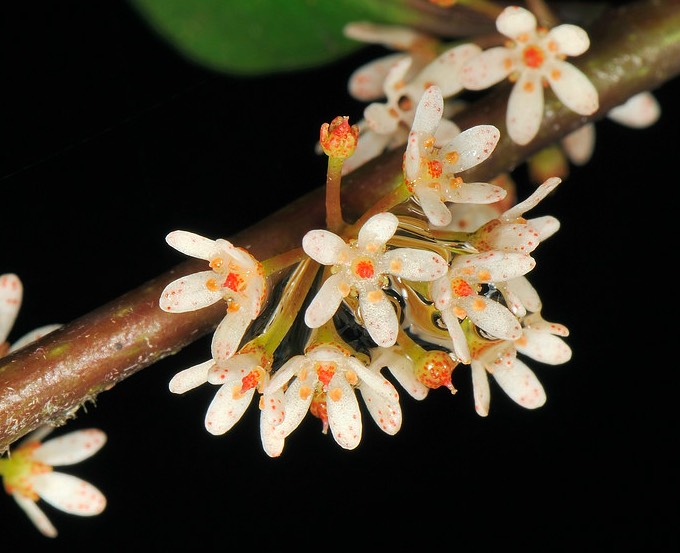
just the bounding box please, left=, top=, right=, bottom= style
left=127, top=0, right=489, bottom=75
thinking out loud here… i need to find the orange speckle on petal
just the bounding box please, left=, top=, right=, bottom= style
left=344, top=369, right=358, bottom=386
left=209, top=257, right=224, bottom=270
left=206, top=278, right=219, bottom=292
left=551, top=68, right=561, bottom=80
left=445, top=151, right=459, bottom=165
left=471, top=297, right=486, bottom=311
left=328, top=387, right=343, bottom=402
left=366, top=289, right=383, bottom=303
left=477, top=269, right=492, bottom=282
left=299, top=385, right=312, bottom=400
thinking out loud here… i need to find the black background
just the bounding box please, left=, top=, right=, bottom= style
left=1, top=1, right=677, bottom=551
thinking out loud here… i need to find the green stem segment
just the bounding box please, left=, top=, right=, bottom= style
left=0, top=0, right=679, bottom=453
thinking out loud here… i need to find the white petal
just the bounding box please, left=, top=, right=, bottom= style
left=607, top=91, right=660, bottom=128
left=169, top=359, right=212, bottom=393
left=9, top=324, right=62, bottom=353
left=443, top=181, right=507, bottom=205
left=158, top=271, right=223, bottom=313
left=347, top=53, right=408, bottom=101
left=302, top=229, right=348, bottom=265
left=352, top=357, right=400, bottom=404
left=211, top=311, right=250, bottom=360
left=497, top=6, right=536, bottom=38
left=342, top=129, right=392, bottom=175
left=370, top=347, right=428, bottom=400
left=0, top=273, right=22, bottom=344
left=304, top=273, right=346, bottom=328
left=441, top=124, right=500, bottom=172
left=165, top=230, right=219, bottom=260
left=410, top=85, right=443, bottom=135
left=358, top=212, right=398, bottom=248
left=33, top=429, right=106, bottom=466
left=359, top=384, right=402, bottom=435
left=529, top=215, right=561, bottom=241
left=326, top=374, right=362, bottom=449
left=207, top=354, right=255, bottom=385
left=278, top=377, right=314, bottom=436
left=32, top=472, right=106, bottom=516
left=445, top=203, right=498, bottom=232
left=507, top=71, right=544, bottom=145
left=546, top=24, right=590, bottom=57
left=13, top=494, right=57, bottom=538
left=204, top=384, right=255, bottom=435
left=364, top=102, right=400, bottom=134
left=502, top=176, right=561, bottom=220
left=441, top=309, right=471, bottom=364
left=470, top=361, right=490, bottom=416
left=413, top=43, right=482, bottom=97
left=517, top=329, right=572, bottom=365
left=461, top=296, right=522, bottom=341
left=359, top=292, right=399, bottom=347
left=260, top=389, right=286, bottom=458
left=561, top=124, right=595, bottom=165
left=344, top=22, right=426, bottom=51
left=404, top=129, right=422, bottom=182
left=383, top=248, right=448, bottom=281
left=416, top=185, right=452, bottom=227
left=450, top=251, right=535, bottom=281
left=266, top=355, right=306, bottom=394
left=504, top=276, right=542, bottom=313
left=545, top=60, right=599, bottom=115
left=434, top=119, right=461, bottom=146
left=461, top=47, right=515, bottom=90
left=492, top=358, right=546, bottom=409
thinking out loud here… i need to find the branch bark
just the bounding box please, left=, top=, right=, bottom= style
left=1, top=0, right=679, bottom=452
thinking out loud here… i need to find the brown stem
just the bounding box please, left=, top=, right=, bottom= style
left=1, top=0, right=679, bottom=453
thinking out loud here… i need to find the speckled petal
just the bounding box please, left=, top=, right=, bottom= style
left=470, top=361, right=490, bottom=416
left=158, top=271, right=223, bottom=313
left=451, top=251, right=535, bottom=282
left=410, top=85, right=443, bottom=135
left=460, top=295, right=522, bottom=341
left=364, top=101, right=399, bottom=134
left=413, top=43, right=482, bottom=97
left=441, top=124, right=500, bottom=172
left=502, top=177, right=561, bottom=220
left=0, top=273, right=22, bottom=344
left=33, top=429, right=106, bottom=466
left=370, top=347, right=429, bottom=400
left=14, top=494, right=57, bottom=538
left=383, top=248, right=448, bottom=281
left=528, top=215, right=561, bottom=241
left=211, top=310, right=250, bottom=360
left=517, top=329, right=572, bottom=365
left=416, top=184, right=452, bottom=227
left=545, top=59, right=598, bottom=115
left=304, top=273, right=346, bottom=329
left=444, top=181, right=507, bottom=205
left=461, top=47, right=514, bottom=90
left=359, top=291, right=399, bottom=347
left=326, top=373, right=362, bottom=449
left=347, top=52, right=407, bottom=101
left=207, top=353, right=255, bottom=385
left=352, top=357, right=400, bottom=403
left=507, top=71, right=544, bottom=145
left=204, top=383, right=255, bottom=435
left=504, top=276, right=542, bottom=313
left=404, top=128, right=422, bottom=182
left=169, top=359, right=213, bottom=394
left=302, top=229, right=348, bottom=265
left=492, top=358, right=546, bottom=409
left=32, top=472, right=106, bottom=516
left=165, top=230, right=219, bottom=260
left=358, top=383, right=402, bottom=435
left=278, top=375, right=315, bottom=435
left=358, top=211, right=398, bottom=248
left=260, top=388, right=286, bottom=457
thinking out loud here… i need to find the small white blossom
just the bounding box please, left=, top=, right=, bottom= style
left=430, top=250, right=535, bottom=363
left=461, top=5, right=599, bottom=145
left=0, top=427, right=106, bottom=538
left=404, top=85, right=507, bottom=227
left=302, top=211, right=448, bottom=347
left=159, top=230, right=267, bottom=361
left=264, top=345, right=400, bottom=451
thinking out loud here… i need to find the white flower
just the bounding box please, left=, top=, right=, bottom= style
left=368, top=346, right=429, bottom=400
left=404, top=85, right=507, bottom=227
left=264, top=345, right=400, bottom=451
left=159, top=230, right=267, bottom=361
left=302, top=211, right=448, bottom=347
left=461, top=5, right=599, bottom=145
left=562, top=91, right=660, bottom=165
left=342, top=28, right=481, bottom=175
left=470, top=309, right=571, bottom=417
left=0, top=427, right=106, bottom=538
left=0, top=273, right=61, bottom=356
left=430, top=250, right=535, bottom=364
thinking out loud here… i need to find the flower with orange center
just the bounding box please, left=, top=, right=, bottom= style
left=319, top=115, right=359, bottom=159
left=430, top=249, right=536, bottom=364
left=403, top=86, right=507, bottom=227
left=160, top=230, right=267, bottom=361
left=302, top=211, right=448, bottom=347
left=0, top=427, right=106, bottom=538
left=264, top=344, right=400, bottom=453
left=460, top=5, right=598, bottom=145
